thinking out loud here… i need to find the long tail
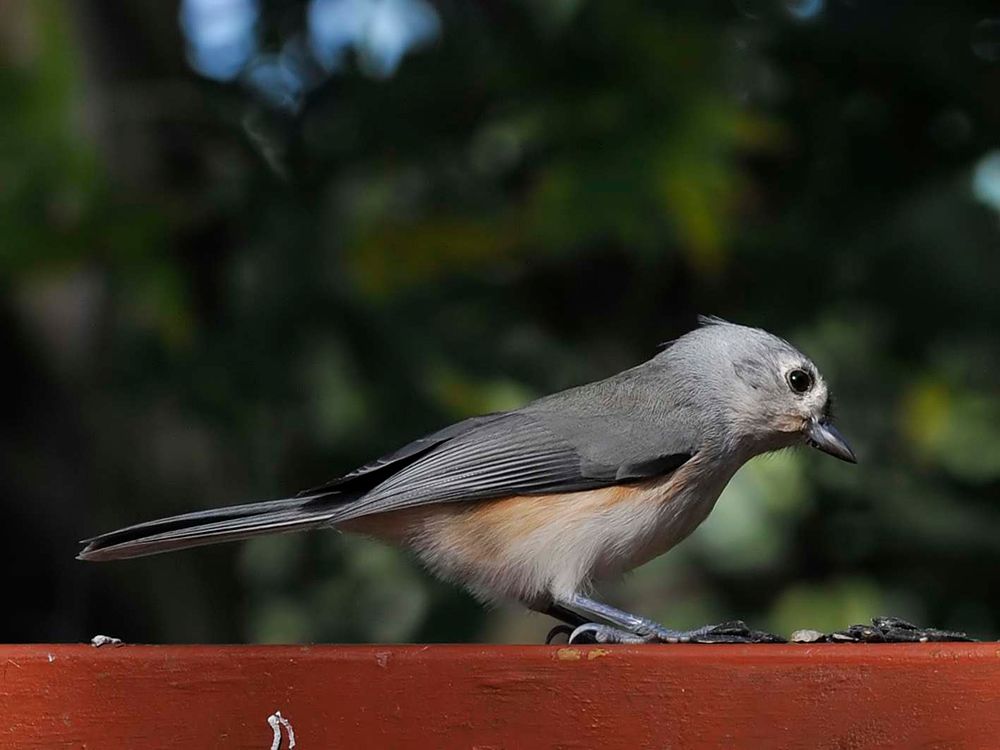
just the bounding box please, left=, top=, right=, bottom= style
left=78, top=493, right=339, bottom=561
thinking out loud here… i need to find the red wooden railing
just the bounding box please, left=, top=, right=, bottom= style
left=2, top=643, right=999, bottom=748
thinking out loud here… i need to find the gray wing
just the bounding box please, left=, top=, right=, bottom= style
left=320, top=368, right=696, bottom=523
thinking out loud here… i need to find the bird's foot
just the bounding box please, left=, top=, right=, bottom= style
left=791, top=616, right=974, bottom=643
left=567, top=620, right=786, bottom=645
left=545, top=625, right=575, bottom=644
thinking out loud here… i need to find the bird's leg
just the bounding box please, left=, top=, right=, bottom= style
left=539, top=603, right=590, bottom=627
left=556, top=593, right=785, bottom=644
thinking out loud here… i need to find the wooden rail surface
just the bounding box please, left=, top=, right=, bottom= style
left=2, top=643, right=1000, bottom=748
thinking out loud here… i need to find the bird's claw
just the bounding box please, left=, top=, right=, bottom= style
left=568, top=623, right=648, bottom=644
left=566, top=620, right=786, bottom=645
left=545, top=625, right=575, bottom=644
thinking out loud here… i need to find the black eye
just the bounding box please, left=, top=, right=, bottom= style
left=787, top=369, right=813, bottom=394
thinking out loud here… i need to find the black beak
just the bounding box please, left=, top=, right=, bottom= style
left=804, top=417, right=857, bottom=463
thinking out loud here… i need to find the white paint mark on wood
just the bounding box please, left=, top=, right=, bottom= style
left=267, top=710, right=296, bottom=749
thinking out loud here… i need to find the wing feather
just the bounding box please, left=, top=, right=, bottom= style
left=326, top=412, right=691, bottom=523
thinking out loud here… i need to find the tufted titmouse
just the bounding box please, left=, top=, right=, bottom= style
left=79, top=318, right=855, bottom=643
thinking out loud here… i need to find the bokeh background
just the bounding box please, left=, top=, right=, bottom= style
left=3, top=0, right=1000, bottom=644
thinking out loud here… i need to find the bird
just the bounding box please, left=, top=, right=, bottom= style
left=78, top=317, right=856, bottom=644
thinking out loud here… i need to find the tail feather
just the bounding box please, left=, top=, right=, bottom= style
left=78, top=493, right=337, bottom=561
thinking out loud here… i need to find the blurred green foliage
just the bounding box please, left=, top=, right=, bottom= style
left=3, top=0, right=1000, bottom=644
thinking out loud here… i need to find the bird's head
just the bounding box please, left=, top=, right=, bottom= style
left=665, top=317, right=856, bottom=463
